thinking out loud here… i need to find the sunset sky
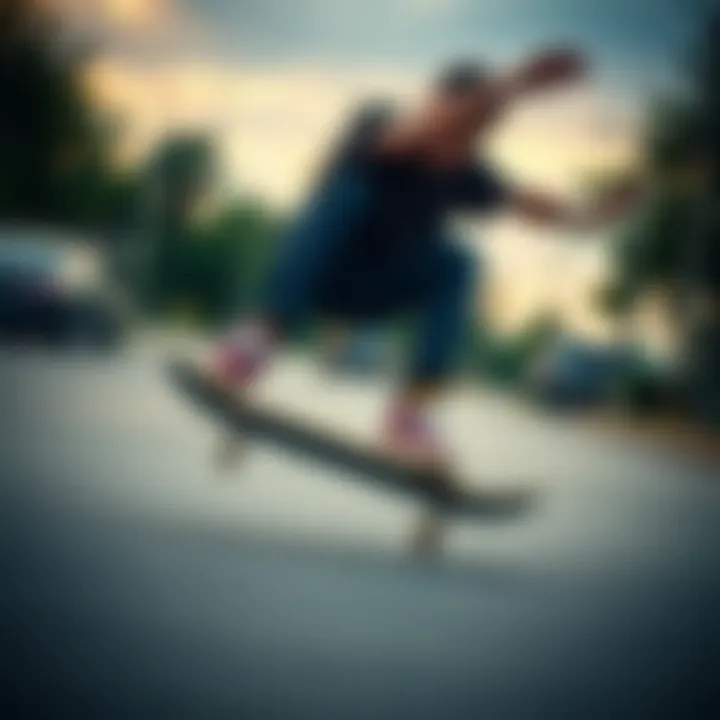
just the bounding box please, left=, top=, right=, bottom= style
left=57, top=0, right=704, bottom=342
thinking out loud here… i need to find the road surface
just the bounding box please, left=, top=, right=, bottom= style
left=2, top=344, right=719, bottom=718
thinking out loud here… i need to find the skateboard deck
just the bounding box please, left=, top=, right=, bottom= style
left=168, top=359, right=537, bottom=520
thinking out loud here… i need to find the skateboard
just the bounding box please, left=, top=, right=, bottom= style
left=167, top=359, right=538, bottom=556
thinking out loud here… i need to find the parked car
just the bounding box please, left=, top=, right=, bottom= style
left=0, top=227, right=129, bottom=350
left=528, top=338, right=639, bottom=409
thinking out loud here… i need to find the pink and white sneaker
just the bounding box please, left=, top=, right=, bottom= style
left=204, top=323, right=275, bottom=391
left=383, top=400, right=449, bottom=470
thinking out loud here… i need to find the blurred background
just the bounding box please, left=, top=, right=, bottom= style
left=2, top=1, right=719, bottom=718
left=1, top=0, right=719, bottom=424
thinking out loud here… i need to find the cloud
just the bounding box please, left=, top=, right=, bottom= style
left=489, top=87, right=640, bottom=191
left=86, top=48, right=639, bottom=212
left=84, top=58, right=419, bottom=200
left=399, top=0, right=462, bottom=16
left=52, top=0, right=209, bottom=61
left=53, top=0, right=175, bottom=33
left=97, top=0, right=172, bottom=31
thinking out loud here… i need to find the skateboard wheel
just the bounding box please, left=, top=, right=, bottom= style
left=411, top=510, right=445, bottom=559
left=214, top=435, right=247, bottom=473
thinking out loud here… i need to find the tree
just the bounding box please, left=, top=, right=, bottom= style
left=599, top=10, right=720, bottom=423
left=467, top=311, right=563, bottom=386
left=193, top=197, right=281, bottom=323
left=0, top=0, right=120, bottom=228
left=137, top=134, right=216, bottom=315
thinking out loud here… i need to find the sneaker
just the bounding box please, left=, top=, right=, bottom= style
left=384, top=400, right=449, bottom=470
left=205, top=323, right=274, bottom=390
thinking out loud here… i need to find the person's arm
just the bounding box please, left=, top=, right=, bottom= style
left=483, top=47, right=590, bottom=121
left=502, top=49, right=643, bottom=228
left=508, top=47, right=589, bottom=94
left=510, top=179, right=644, bottom=232
left=372, top=47, right=590, bottom=159
left=375, top=49, right=590, bottom=154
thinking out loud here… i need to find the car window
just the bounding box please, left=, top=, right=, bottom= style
left=0, top=242, right=63, bottom=278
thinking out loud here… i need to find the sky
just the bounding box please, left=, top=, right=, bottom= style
left=57, top=0, right=709, bottom=341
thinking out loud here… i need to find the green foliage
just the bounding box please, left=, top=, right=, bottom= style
left=602, top=10, right=720, bottom=317
left=600, top=193, right=699, bottom=314
left=600, top=10, right=720, bottom=422
left=139, top=134, right=217, bottom=317
left=149, top=135, right=216, bottom=221
left=469, top=311, right=562, bottom=385
left=614, top=362, right=673, bottom=415
left=191, top=198, right=282, bottom=325
left=140, top=193, right=282, bottom=326
left=646, top=99, right=705, bottom=175
left=0, top=0, right=120, bottom=228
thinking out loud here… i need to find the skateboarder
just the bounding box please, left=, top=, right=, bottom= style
left=205, top=48, right=638, bottom=469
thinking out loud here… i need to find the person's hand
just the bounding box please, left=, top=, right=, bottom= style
left=514, top=48, right=589, bottom=93
left=592, top=179, right=643, bottom=226
left=512, top=178, right=642, bottom=233
left=569, top=179, right=643, bottom=232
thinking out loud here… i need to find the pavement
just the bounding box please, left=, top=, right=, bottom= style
left=2, top=342, right=719, bottom=719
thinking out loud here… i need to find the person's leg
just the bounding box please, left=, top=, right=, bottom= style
left=318, top=235, right=479, bottom=466
left=261, top=172, right=372, bottom=330
left=319, top=234, right=478, bottom=384
left=210, top=171, right=372, bottom=384
left=387, top=240, right=478, bottom=466
left=403, top=240, right=478, bottom=399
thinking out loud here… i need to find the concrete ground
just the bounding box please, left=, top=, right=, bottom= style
left=2, top=343, right=719, bottom=718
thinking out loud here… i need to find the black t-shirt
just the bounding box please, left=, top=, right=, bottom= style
left=324, top=101, right=511, bottom=250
